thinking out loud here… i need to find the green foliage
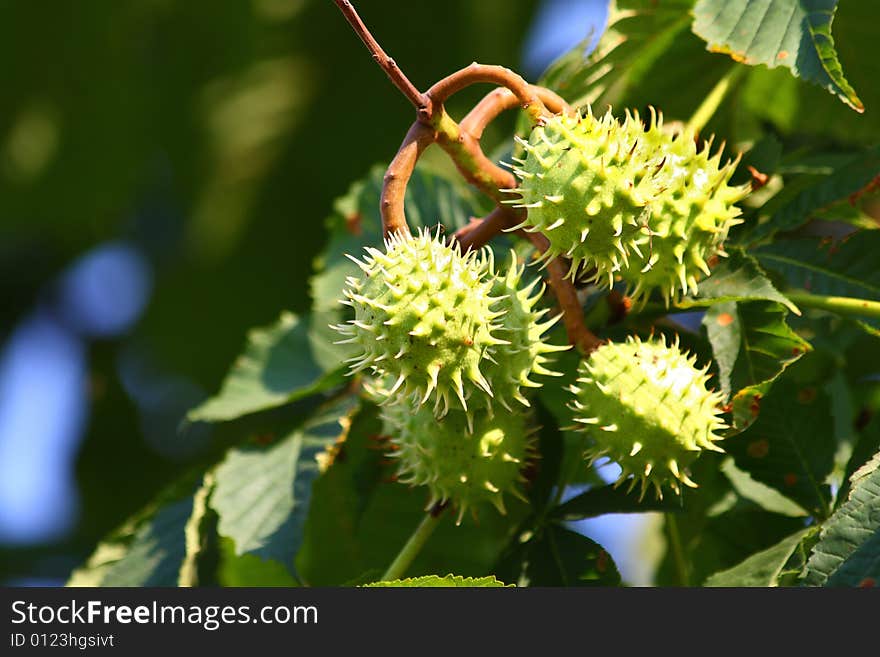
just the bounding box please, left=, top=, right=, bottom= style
left=52, top=0, right=880, bottom=590
left=692, top=0, right=862, bottom=111
left=362, top=575, right=510, bottom=587
left=704, top=527, right=815, bottom=587
left=803, top=451, right=880, bottom=586
left=188, top=312, right=347, bottom=423
left=702, top=301, right=811, bottom=400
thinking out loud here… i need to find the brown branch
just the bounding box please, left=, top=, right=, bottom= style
left=525, top=232, right=603, bottom=354
left=333, top=0, right=429, bottom=113
left=461, top=86, right=571, bottom=139
left=453, top=206, right=522, bottom=253
left=426, top=63, right=549, bottom=125
left=381, top=121, right=436, bottom=237
left=431, top=108, right=514, bottom=205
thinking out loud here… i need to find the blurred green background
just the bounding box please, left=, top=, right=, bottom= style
left=0, top=0, right=565, bottom=583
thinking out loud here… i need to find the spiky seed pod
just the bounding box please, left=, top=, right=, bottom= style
left=486, top=251, right=569, bottom=410
left=334, top=228, right=506, bottom=417
left=508, top=108, right=749, bottom=305
left=570, top=335, right=727, bottom=499
left=383, top=403, right=535, bottom=524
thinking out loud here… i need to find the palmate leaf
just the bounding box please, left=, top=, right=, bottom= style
left=704, top=527, right=814, bottom=586
left=742, top=148, right=880, bottom=244
left=724, top=375, right=835, bottom=517
left=496, top=524, right=620, bottom=587
left=187, top=312, right=347, bottom=423
left=692, top=0, right=862, bottom=111
left=209, top=396, right=359, bottom=577
left=803, top=451, right=880, bottom=586
left=362, top=575, right=510, bottom=588
left=702, top=301, right=810, bottom=400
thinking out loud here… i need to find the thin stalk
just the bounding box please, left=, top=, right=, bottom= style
left=686, top=65, right=747, bottom=135
left=666, top=513, right=689, bottom=587
left=786, top=292, right=880, bottom=321
left=333, top=0, right=428, bottom=111
left=381, top=507, right=445, bottom=581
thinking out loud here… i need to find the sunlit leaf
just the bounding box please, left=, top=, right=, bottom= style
left=362, top=575, right=510, bottom=587
left=692, top=0, right=862, bottom=111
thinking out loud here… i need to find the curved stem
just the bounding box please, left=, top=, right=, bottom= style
left=381, top=121, right=436, bottom=237
left=381, top=505, right=445, bottom=581
left=426, top=63, right=549, bottom=125
left=453, top=206, right=521, bottom=252
left=686, top=65, right=747, bottom=135
left=333, top=0, right=428, bottom=112
left=461, top=86, right=571, bottom=139
left=432, top=108, right=513, bottom=204
left=786, top=292, right=880, bottom=321
left=525, top=232, right=604, bottom=354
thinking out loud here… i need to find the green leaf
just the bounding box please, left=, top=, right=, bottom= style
left=737, top=2, right=880, bottom=143
left=552, top=484, right=681, bottom=521
left=837, top=414, right=880, bottom=504
left=496, top=524, right=620, bottom=587
left=540, top=1, right=730, bottom=122
left=744, top=148, right=880, bottom=243
left=720, top=458, right=808, bottom=517
left=756, top=232, right=880, bottom=309
left=725, top=375, right=835, bottom=517
left=188, top=312, right=346, bottom=423
left=679, top=248, right=799, bottom=314
left=362, top=575, right=510, bottom=588
left=704, top=527, right=815, bottom=586
left=692, top=0, right=863, bottom=111
left=702, top=301, right=810, bottom=399
left=803, top=450, right=880, bottom=586
left=68, top=476, right=206, bottom=587
left=210, top=396, right=358, bottom=576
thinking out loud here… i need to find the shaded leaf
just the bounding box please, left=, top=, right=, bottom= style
left=756, top=232, right=880, bottom=313
left=744, top=148, right=880, bottom=243
left=210, top=396, right=358, bottom=576
left=188, top=312, right=346, bottom=423
left=362, top=575, right=509, bottom=588
left=721, top=458, right=807, bottom=517
left=496, top=524, right=620, bottom=587
left=703, top=301, right=810, bottom=399
left=704, top=527, right=813, bottom=586
left=803, top=450, right=880, bottom=586
left=679, top=248, right=799, bottom=314
left=539, top=0, right=730, bottom=122
left=692, top=0, right=862, bottom=111
left=837, top=414, right=880, bottom=504
left=552, top=484, right=681, bottom=521
left=725, top=375, right=834, bottom=517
